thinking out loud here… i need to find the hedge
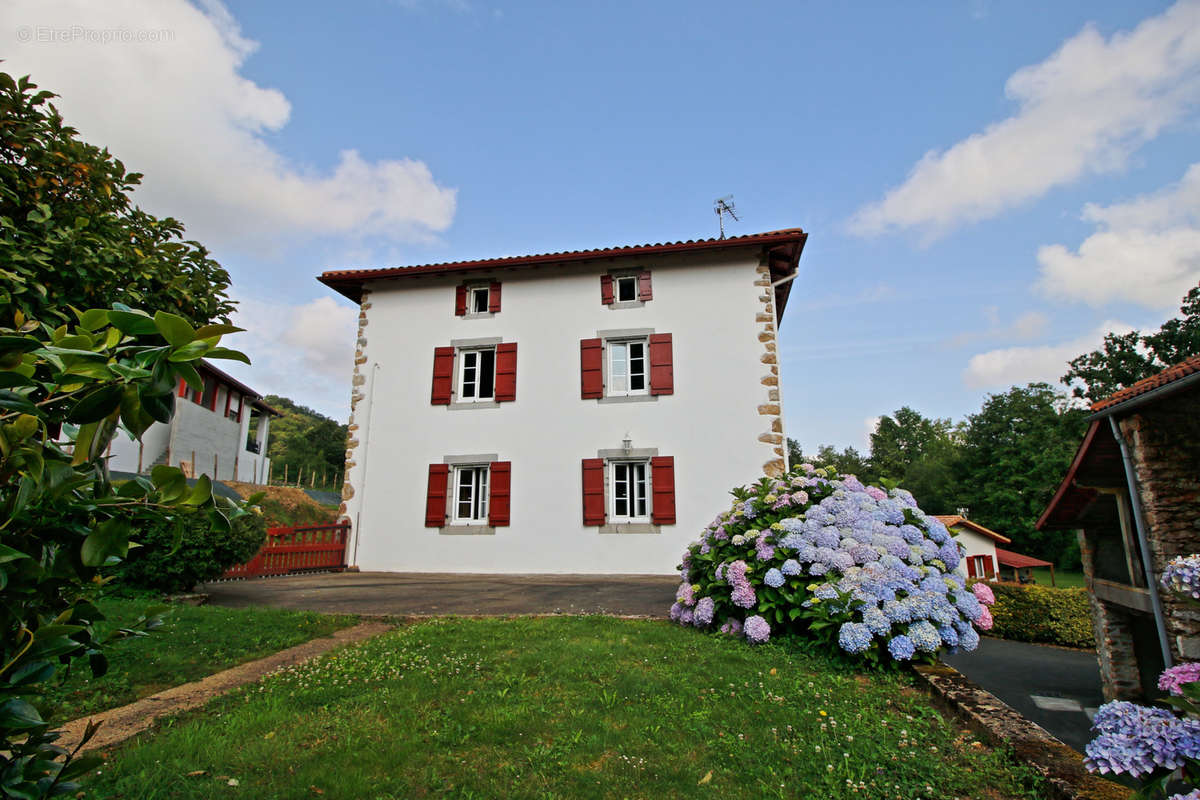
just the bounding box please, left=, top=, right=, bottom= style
left=977, top=581, right=1096, bottom=650
left=117, top=511, right=267, bottom=593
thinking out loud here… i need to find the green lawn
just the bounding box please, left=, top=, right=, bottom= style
left=44, top=598, right=357, bottom=722
left=91, top=616, right=1042, bottom=800
left=1031, top=568, right=1086, bottom=588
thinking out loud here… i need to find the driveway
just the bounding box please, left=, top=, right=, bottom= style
left=202, top=571, right=679, bottom=617
left=943, top=636, right=1104, bottom=753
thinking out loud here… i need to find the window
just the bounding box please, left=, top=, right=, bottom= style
left=469, top=285, right=490, bottom=313
left=453, top=465, right=489, bottom=523
left=611, top=461, right=648, bottom=521
left=458, top=348, right=496, bottom=401
left=615, top=275, right=638, bottom=302
left=607, top=339, right=647, bottom=395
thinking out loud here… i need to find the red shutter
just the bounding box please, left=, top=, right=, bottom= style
left=177, top=378, right=188, bottom=398
left=489, top=461, right=511, bottom=526
left=580, top=338, right=603, bottom=399
left=600, top=274, right=614, bottom=305
left=425, top=464, right=449, bottom=527
left=455, top=285, right=467, bottom=316
left=489, top=282, right=502, bottom=313
left=431, top=346, right=455, bottom=405
left=651, top=456, right=676, bottom=525
left=582, top=458, right=606, bottom=525
left=495, top=342, right=517, bottom=402
left=966, top=556, right=977, bottom=578
left=985, top=556, right=996, bottom=579
left=638, top=270, right=653, bottom=301
left=648, top=333, right=674, bottom=396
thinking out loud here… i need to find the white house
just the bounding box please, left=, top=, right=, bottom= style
left=935, top=514, right=1010, bottom=580
left=108, top=360, right=278, bottom=483
left=319, top=229, right=808, bottom=574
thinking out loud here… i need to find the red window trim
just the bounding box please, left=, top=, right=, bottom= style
left=582, top=458, right=606, bottom=525
left=650, top=456, right=676, bottom=525
left=425, top=464, right=450, bottom=527
left=648, top=333, right=673, bottom=396
left=488, top=461, right=511, bottom=526
left=580, top=338, right=603, bottom=399
left=600, top=274, right=614, bottom=305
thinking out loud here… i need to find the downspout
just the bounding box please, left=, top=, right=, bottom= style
left=769, top=269, right=798, bottom=471
left=1108, top=415, right=1173, bottom=669
left=350, top=362, right=380, bottom=568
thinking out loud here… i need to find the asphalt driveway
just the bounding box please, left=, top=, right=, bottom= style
left=944, top=636, right=1104, bottom=753
left=202, top=571, right=679, bottom=617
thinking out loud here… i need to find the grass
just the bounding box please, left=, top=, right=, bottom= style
left=91, top=616, right=1043, bottom=800
left=44, top=598, right=357, bottom=722
left=1031, top=568, right=1086, bottom=588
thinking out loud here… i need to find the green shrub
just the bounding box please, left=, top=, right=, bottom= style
left=118, top=512, right=267, bottom=593
left=981, top=581, right=1095, bottom=649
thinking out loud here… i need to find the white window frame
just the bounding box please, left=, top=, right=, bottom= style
left=606, top=338, right=648, bottom=397
left=615, top=274, right=638, bottom=303
left=457, top=346, right=497, bottom=402
left=452, top=464, right=490, bottom=524
left=609, top=460, right=650, bottom=522
left=468, top=285, right=490, bottom=314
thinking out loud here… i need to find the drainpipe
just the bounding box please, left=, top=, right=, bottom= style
left=349, top=362, right=380, bottom=568
left=1108, top=415, right=1173, bottom=669
left=769, top=270, right=798, bottom=471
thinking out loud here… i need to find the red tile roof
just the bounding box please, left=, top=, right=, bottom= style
left=995, top=548, right=1053, bottom=569
left=1091, top=354, right=1200, bottom=412
left=317, top=228, right=808, bottom=304
left=933, top=515, right=1012, bottom=544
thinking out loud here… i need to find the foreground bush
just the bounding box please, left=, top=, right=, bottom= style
left=117, top=512, right=267, bottom=593
left=672, top=464, right=994, bottom=664
left=982, top=581, right=1095, bottom=649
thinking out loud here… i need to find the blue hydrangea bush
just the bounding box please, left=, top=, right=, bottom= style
left=670, top=463, right=995, bottom=665
left=1083, top=554, right=1200, bottom=799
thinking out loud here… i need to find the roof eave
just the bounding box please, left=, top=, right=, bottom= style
left=1088, top=369, right=1200, bottom=420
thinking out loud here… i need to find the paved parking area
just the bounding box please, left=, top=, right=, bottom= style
left=203, top=571, right=680, bottom=617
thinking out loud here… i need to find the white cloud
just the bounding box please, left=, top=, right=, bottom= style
left=2, top=0, right=456, bottom=251
left=962, top=320, right=1134, bottom=389
left=862, top=416, right=881, bottom=451
left=849, top=0, right=1200, bottom=237
left=946, top=308, right=1048, bottom=348
left=224, top=295, right=359, bottom=420
left=1036, top=162, right=1200, bottom=309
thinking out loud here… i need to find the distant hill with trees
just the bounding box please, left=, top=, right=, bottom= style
left=262, top=395, right=347, bottom=490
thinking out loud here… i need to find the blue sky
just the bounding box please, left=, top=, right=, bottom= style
left=6, top=0, right=1200, bottom=452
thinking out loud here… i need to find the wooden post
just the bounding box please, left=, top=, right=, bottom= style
left=1050, top=564, right=1056, bottom=588
left=137, top=442, right=144, bottom=473
left=253, top=460, right=258, bottom=485
left=214, top=453, right=219, bottom=480
left=284, top=464, right=288, bottom=486
left=234, top=452, right=239, bottom=482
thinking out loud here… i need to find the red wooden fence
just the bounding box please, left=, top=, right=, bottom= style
left=222, top=523, right=349, bottom=579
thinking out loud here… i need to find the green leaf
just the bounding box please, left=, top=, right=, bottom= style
left=0, top=390, right=39, bottom=415
left=0, top=543, right=30, bottom=564
left=174, top=361, right=204, bottom=393
left=139, top=387, right=175, bottom=424
left=194, top=323, right=245, bottom=339
left=81, top=517, right=131, bottom=566
left=151, top=465, right=188, bottom=503
left=70, top=422, right=98, bottom=467
left=185, top=474, right=213, bottom=506
left=77, top=308, right=110, bottom=331
left=67, top=384, right=124, bottom=423
left=153, top=311, right=195, bottom=347
left=167, top=340, right=212, bottom=362
left=202, top=347, right=251, bottom=365
left=0, top=698, right=44, bottom=730
left=107, top=310, right=158, bottom=335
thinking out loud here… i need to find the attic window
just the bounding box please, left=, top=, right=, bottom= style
left=615, top=275, right=637, bottom=303
left=469, top=286, right=490, bottom=313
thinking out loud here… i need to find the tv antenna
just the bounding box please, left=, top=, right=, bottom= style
left=714, top=195, right=739, bottom=239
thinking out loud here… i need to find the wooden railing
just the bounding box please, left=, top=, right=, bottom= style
left=222, top=522, right=349, bottom=579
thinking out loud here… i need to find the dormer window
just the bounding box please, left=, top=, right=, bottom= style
left=469, top=285, right=490, bottom=313
left=615, top=275, right=638, bottom=302
left=455, top=281, right=501, bottom=316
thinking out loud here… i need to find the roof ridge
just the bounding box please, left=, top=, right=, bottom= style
left=1091, top=353, right=1200, bottom=411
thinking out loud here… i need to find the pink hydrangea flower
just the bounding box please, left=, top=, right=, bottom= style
left=1158, top=663, right=1200, bottom=696
left=972, top=582, right=995, bottom=606
left=976, top=606, right=993, bottom=631
left=865, top=486, right=887, bottom=501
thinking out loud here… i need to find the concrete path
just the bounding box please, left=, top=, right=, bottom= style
left=59, top=621, right=392, bottom=753
left=943, top=636, right=1104, bottom=754
left=203, top=571, right=680, bottom=617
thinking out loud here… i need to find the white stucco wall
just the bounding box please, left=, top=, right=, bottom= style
left=952, top=527, right=999, bottom=577
left=108, top=419, right=170, bottom=473
left=344, top=249, right=778, bottom=574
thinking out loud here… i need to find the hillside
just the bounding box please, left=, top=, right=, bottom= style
left=260, top=395, right=347, bottom=491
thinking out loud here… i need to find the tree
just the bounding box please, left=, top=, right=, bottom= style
left=0, top=72, right=235, bottom=327
left=262, top=395, right=347, bottom=489
left=1063, top=283, right=1200, bottom=403
left=958, top=383, right=1088, bottom=567
left=0, top=305, right=252, bottom=796
left=787, top=438, right=872, bottom=479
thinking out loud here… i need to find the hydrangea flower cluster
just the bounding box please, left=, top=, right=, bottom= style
left=1163, top=555, right=1200, bottom=600
left=1159, top=663, right=1200, bottom=697
left=1085, top=701, right=1200, bottom=777
left=671, top=464, right=994, bottom=661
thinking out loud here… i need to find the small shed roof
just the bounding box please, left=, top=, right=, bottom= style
left=933, top=515, right=1012, bottom=544
left=995, top=548, right=1053, bottom=569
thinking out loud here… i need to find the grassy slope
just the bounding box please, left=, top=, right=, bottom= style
left=92, top=617, right=1042, bottom=800
left=223, top=481, right=338, bottom=527
left=1031, top=568, right=1086, bottom=588
left=44, top=599, right=356, bottom=722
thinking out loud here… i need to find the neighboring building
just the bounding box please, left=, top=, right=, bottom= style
left=318, top=229, right=807, bottom=574
left=1038, top=355, right=1200, bottom=701
left=108, top=360, right=279, bottom=483
left=934, top=514, right=1010, bottom=580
